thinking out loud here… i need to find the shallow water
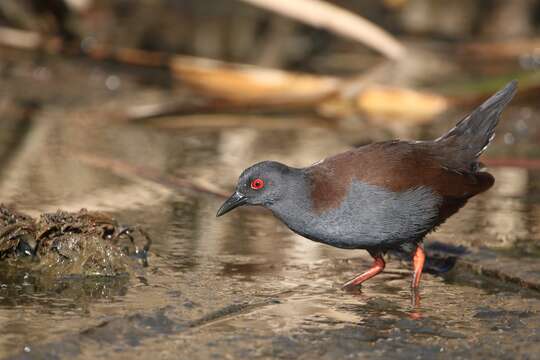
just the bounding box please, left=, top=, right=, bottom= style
left=0, top=53, right=540, bottom=359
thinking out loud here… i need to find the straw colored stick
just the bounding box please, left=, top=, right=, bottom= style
left=239, top=0, right=406, bottom=59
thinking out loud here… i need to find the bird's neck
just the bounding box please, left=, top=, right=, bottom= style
left=266, top=171, right=316, bottom=233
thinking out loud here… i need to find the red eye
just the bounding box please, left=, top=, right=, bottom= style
left=250, top=178, right=265, bottom=190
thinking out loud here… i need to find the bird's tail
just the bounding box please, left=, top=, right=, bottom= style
left=435, top=80, right=517, bottom=172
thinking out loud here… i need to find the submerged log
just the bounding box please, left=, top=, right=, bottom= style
left=170, top=56, right=341, bottom=106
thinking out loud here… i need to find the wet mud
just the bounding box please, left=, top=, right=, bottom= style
left=0, top=206, right=149, bottom=277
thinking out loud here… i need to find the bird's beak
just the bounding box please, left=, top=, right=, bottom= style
left=216, top=192, right=248, bottom=217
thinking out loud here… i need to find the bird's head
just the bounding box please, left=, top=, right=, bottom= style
left=216, top=161, right=295, bottom=217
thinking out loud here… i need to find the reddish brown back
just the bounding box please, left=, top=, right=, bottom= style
left=306, top=141, right=494, bottom=218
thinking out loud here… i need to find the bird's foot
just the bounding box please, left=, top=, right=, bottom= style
left=341, top=281, right=363, bottom=293
left=341, top=256, right=385, bottom=291
left=411, top=287, right=421, bottom=307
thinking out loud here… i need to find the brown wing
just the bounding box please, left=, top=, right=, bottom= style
left=307, top=141, right=493, bottom=220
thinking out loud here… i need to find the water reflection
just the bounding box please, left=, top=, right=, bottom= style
left=0, top=271, right=129, bottom=309
left=0, top=98, right=539, bottom=358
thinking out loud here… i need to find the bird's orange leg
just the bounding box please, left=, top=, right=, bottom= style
left=412, top=245, right=426, bottom=289
left=342, top=254, right=385, bottom=289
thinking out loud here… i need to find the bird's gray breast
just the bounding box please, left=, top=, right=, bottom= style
left=271, top=181, right=442, bottom=250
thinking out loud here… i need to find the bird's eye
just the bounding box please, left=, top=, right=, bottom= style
left=250, top=178, right=265, bottom=190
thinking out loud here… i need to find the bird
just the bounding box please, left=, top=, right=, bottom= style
left=216, top=81, right=517, bottom=292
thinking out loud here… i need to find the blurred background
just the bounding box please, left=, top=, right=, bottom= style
left=2, top=0, right=540, bottom=134
left=1, top=1, right=540, bottom=359
left=1, top=0, right=539, bottom=202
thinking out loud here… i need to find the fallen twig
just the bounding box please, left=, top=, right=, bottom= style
left=239, top=0, right=406, bottom=59
left=0, top=26, right=60, bottom=51
left=74, top=152, right=229, bottom=198
left=459, top=38, right=540, bottom=60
